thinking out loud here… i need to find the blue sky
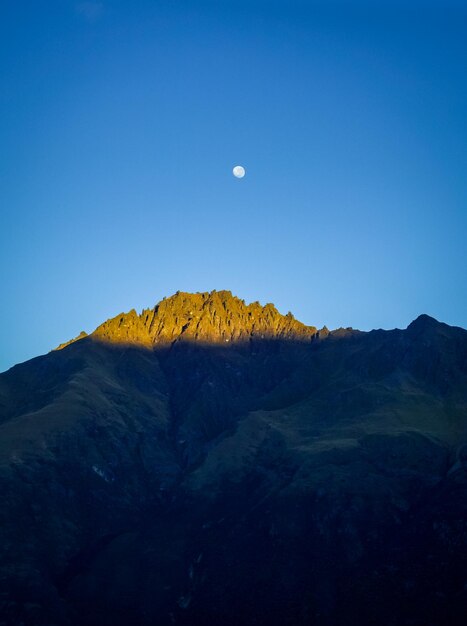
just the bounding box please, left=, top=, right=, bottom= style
left=1, top=0, right=466, bottom=371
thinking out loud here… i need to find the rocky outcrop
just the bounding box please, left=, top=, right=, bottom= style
left=55, top=331, right=88, bottom=351
left=75, top=290, right=317, bottom=347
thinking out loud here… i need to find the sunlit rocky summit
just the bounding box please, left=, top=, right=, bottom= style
left=1, top=292, right=466, bottom=626
left=59, top=290, right=318, bottom=347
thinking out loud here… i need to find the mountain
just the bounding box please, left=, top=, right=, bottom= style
left=0, top=291, right=466, bottom=626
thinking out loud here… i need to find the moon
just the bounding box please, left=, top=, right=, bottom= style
left=232, top=165, right=246, bottom=178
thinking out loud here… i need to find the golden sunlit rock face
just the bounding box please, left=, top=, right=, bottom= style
left=83, top=290, right=317, bottom=347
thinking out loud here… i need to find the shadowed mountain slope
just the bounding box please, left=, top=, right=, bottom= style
left=0, top=292, right=466, bottom=625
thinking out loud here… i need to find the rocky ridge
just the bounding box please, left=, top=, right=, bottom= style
left=60, top=290, right=317, bottom=348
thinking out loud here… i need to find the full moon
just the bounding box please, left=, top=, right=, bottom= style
left=232, top=165, right=246, bottom=178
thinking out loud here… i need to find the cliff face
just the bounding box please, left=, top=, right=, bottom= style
left=85, top=290, right=317, bottom=346
left=1, top=294, right=467, bottom=626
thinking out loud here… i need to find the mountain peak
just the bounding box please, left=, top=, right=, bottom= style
left=407, top=314, right=441, bottom=332
left=83, top=290, right=317, bottom=347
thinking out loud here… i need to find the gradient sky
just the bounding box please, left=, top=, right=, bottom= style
left=1, top=0, right=466, bottom=372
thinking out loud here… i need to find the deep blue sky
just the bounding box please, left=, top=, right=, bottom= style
left=1, top=0, right=466, bottom=372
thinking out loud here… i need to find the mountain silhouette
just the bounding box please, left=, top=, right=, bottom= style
left=0, top=291, right=466, bottom=625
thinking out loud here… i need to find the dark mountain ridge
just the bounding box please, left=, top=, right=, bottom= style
left=0, top=291, right=466, bottom=625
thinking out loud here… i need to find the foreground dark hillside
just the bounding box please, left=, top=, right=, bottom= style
left=0, top=291, right=466, bottom=625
